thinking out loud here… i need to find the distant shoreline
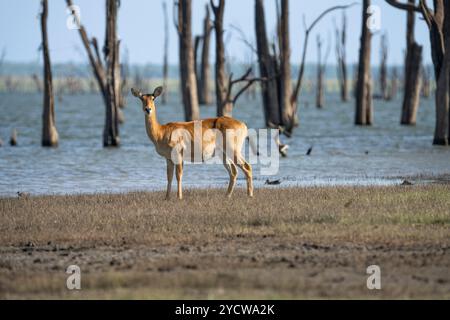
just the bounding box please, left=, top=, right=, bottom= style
left=2, top=173, right=449, bottom=199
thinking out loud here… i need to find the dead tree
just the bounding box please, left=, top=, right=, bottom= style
left=103, top=0, right=121, bottom=144
left=211, top=0, right=263, bottom=116
left=224, top=68, right=266, bottom=115
left=162, top=1, right=169, bottom=105
left=355, top=0, right=373, bottom=125
left=254, top=0, right=281, bottom=127
left=421, top=64, right=431, bottom=98
left=119, top=47, right=129, bottom=109
left=0, top=48, right=5, bottom=72
left=386, top=0, right=449, bottom=145
left=32, top=74, right=43, bottom=93
left=352, top=64, right=358, bottom=98
left=278, top=0, right=295, bottom=131
left=255, top=0, right=355, bottom=135
left=334, top=12, right=349, bottom=102
left=40, top=0, right=58, bottom=147
left=291, top=3, right=357, bottom=131
left=66, top=0, right=120, bottom=147
left=198, top=5, right=212, bottom=105
left=379, top=33, right=389, bottom=100
left=387, top=67, right=398, bottom=101
left=194, top=35, right=202, bottom=98
left=211, top=0, right=229, bottom=116
left=401, top=0, right=423, bottom=125
left=174, top=0, right=200, bottom=121
left=315, top=35, right=330, bottom=108
left=254, top=0, right=290, bottom=158
left=10, top=129, right=17, bottom=146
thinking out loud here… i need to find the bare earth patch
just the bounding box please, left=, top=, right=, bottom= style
left=0, top=186, right=449, bottom=299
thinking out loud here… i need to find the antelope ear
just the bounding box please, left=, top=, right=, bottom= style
left=153, top=86, right=163, bottom=99
left=131, top=88, right=143, bottom=98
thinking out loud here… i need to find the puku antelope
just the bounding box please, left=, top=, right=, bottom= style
left=131, top=87, right=253, bottom=200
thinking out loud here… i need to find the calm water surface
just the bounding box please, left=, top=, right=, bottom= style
left=0, top=91, right=449, bottom=197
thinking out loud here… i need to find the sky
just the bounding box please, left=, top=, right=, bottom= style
left=0, top=0, right=432, bottom=66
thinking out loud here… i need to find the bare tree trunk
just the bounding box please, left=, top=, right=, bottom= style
left=199, top=5, right=212, bottom=105
left=32, top=74, right=43, bottom=93
left=119, top=48, right=129, bottom=110
left=103, top=0, right=120, bottom=146
left=435, top=4, right=449, bottom=145
left=316, top=36, right=324, bottom=109
left=355, top=0, right=372, bottom=125
left=401, top=1, right=423, bottom=125
left=210, top=0, right=267, bottom=118
left=194, top=35, right=202, bottom=100
left=386, top=0, right=449, bottom=145
left=278, top=0, right=295, bottom=131
left=335, top=12, right=348, bottom=102
left=66, top=0, right=119, bottom=147
left=40, top=0, right=58, bottom=147
left=211, top=0, right=231, bottom=116
left=401, top=44, right=422, bottom=124
left=387, top=67, right=398, bottom=101
left=114, top=40, right=125, bottom=124
left=175, top=0, right=200, bottom=121
left=379, top=33, right=388, bottom=100
left=352, top=64, right=358, bottom=98
left=162, top=1, right=169, bottom=105
left=254, top=0, right=281, bottom=127
left=421, top=64, right=431, bottom=98
left=0, top=48, right=5, bottom=74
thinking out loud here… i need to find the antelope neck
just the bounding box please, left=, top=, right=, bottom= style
left=145, top=111, right=161, bottom=143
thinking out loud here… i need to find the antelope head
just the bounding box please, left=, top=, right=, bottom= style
left=131, top=87, right=163, bottom=116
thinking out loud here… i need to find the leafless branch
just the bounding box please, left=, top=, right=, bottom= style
left=385, top=0, right=421, bottom=12
left=173, top=0, right=180, bottom=34
left=230, top=24, right=258, bottom=54
left=225, top=67, right=267, bottom=104
left=291, top=2, right=358, bottom=104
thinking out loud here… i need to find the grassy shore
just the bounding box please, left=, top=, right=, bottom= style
left=0, top=185, right=449, bottom=299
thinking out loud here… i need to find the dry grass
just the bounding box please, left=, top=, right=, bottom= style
left=0, top=185, right=449, bottom=299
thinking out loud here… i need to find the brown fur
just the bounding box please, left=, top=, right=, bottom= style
left=131, top=87, right=253, bottom=200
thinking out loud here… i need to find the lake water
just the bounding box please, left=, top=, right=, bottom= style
left=0, top=91, right=449, bottom=197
